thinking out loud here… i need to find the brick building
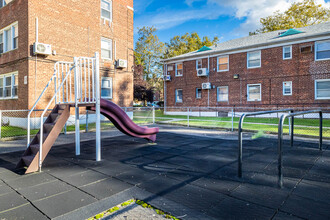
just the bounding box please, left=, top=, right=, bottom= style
left=0, top=0, right=134, bottom=110
left=162, top=22, right=330, bottom=110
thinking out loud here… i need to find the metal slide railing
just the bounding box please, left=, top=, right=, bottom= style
left=277, top=109, right=323, bottom=188
left=238, top=109, right=293, bottom=178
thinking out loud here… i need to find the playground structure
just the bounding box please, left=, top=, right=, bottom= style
left=16, top=53, right=159, bottom=174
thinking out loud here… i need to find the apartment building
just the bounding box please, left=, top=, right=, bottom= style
left=162, top=22, right=330, bottom=109
left=0, top=0, right=134, bottom=110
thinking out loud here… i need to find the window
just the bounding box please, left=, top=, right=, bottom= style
left=1, top=0, right=13, bottom=8
left=101, top=38, right=112, bottom=59
left=283, top=81, right=292, bottom=95
left=196, top=59, right=202, bottom=69
left=0, top=22, right=18, bottom=54
left=176, top=63, right=183, bottom=76
left=0, top=72, right=18, bottom=99
left=217, top=55, right=229, bottom=72
left=315, top=40, right=330, bottom=61
left=247, top=84, right=261, bottom=101
left=101, top=77, right=112, bottom=99
left=175, top=89, right=182, bottom=103
left=167, top=65, right=174, bottom=71
left=101, top=0, right=112, bottom=21
left=196, top=88, right=201, bottom=99
left=217, top=86, right=228, bottom=102
left=283, top=46, right=292, bottom=60
left=315, top=79, right=330, bottom=100
left=247, top=51, right=261, bottom=68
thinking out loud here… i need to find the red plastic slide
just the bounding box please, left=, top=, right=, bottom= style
left=88, top=99, right=159, bottom=142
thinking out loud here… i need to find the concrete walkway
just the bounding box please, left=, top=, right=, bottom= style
left=0, top=129, right=329, bottom=219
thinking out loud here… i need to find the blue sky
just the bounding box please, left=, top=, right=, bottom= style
left=134, top=0, right=330, bottom=45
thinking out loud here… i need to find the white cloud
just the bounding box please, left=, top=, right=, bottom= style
left=185, top=0, right=205, bottom=6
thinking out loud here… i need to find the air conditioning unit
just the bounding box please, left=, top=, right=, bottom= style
left=202, top=82, right=211, bottom=90
left=165, top=75, right=171, bottom=81
left=116, top=59, right=128, bottom=69
left=197, top=68, right=208, bottom=77
left=33, top=42, right=52, bottom=55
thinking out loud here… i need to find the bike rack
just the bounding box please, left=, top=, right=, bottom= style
left=278, top=109, right=323, bottom=188
left=238, top=109, right=294, bottom=178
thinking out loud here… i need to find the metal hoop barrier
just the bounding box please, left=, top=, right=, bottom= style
left=278, top=109, right=323, bottom=188
left=238, top=109, right=294, bottom=178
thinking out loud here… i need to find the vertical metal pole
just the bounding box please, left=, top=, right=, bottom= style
left=95, top=52, right=101, bottom=161
left=319, top=111, right=323, bottom=151
left=39, top=115, right=44, bottom=172
left=187, top=107, right=190, bottom=127
left=231, top=108, right=234, bottom=132
left=74, top=57, right=80, bottom=156
left=152, top=106, right=155, bottom=124
left=278, top=115, right=285, bottom=188
left=64, top=123, right=67, bottom=135
left=290, top=114, right=294, bottom=147
left=238, top=114, right=245, bottom=178
left=86, top=110, right=89, bottom=132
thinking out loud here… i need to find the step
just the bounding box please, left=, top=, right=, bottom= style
left=37, top=133, right=48, bottom=143
left=22, top=155, right=35, bottom=167
left=57, top=109, right=65, bottom=114
left=43, top=122, right=55, bottom=133
left=50, top=113, right=60, bottom=122
left=30, top=144, right=39, bottom=154
left=57, top=104, right=68, bottom=110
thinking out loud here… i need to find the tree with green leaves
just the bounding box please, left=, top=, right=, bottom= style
left=250, top=0, right=330, bottom=35
left=134, top=26, right=165, bottom=101
left=164, top=32, right=219, bottom=59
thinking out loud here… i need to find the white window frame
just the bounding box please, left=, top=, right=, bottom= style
left=283, top=81, right=292, bottom=96
left=101, top=77, right=113, bottom=99
left=247, top=50, right=261, bottom=69
left=175, top=63, right=183, bottom=77
left=196, top=59, right=202, bottom=70
left=315, top=40, right=330, bottom=61
left=175, top=89, right=183, bottom=103
left=283, top=46, right=292, bottom=60
left=101, top=0, right=112, bottom=22
left=196, top=88, right=202, bottom=99
left=101, top=37, right=112, bottom=60
left=217, top=55, right=229, bottom=72
left=247, top=84, right=261, bottom=101
left=217, top=86, right=228, bottom=102
left=0, top=71, right=18, bottom=99
left=0, top=22, right=18, bottom=54
left=1, top=0, right=12, bottom=8
left=315, top=79, right=330, bottom=100
left=167, top=65, right=174, bottom=71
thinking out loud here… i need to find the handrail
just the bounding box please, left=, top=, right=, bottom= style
left=278, top=109, right=322, bottom=188
left=238, top=109, right=293, bottom=178
left=38, top=65, right=75, bottom=171
left=27, top=72, right=56, bottom=148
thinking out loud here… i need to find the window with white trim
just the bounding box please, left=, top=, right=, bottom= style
left=247, top=84, right=261, bottom=101
left=315, top=40, right=330, bottom=61
left=217, top=55, right=229, bottom=72
left=175, top=89, right=182, bottom=103
left=315, top=79, right=330, bottom=100
left=176, top=63, right=183, bottom=76
left=101, top=38, right=112, bottom=59
left=167, top=65, right=174, bottom=71
left=217, top=86, right=228, bottom=102
left=247, top=51, right=261, bottom=68
left=0, top=22, right=18, bottom=54
left=196, top=59, right=202, bottom=69
left=101, top=0, right=112, bottom=21
left=283, top=81, right=292, bottom=95
left=1, top=0, right=13, bottom=8
left=196, top=88, right=201, bottom=99
left=283, top=46, right=292, bottom=60
left=101, top=77, right=112, bottom=99
left=0, top=72, right=18, bottom=99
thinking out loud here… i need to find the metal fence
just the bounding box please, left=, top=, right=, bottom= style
left=0, top=106, right=329, bottom=140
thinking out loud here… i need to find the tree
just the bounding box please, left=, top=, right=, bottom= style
left=134, top=26, right=165, bottom=99
left=251, top=0, right=330, bottom=35
left=134, top=85, right=154, bottom=105
left=164, top=32, right=219, bottom=58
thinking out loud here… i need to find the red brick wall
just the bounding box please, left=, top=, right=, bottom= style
left=165, top=41, right=330, bottom=108
left=0, top=0, right=134, bottom=110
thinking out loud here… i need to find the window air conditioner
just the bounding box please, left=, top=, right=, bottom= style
left=33, top=42, right=52, bottom=55
left=202, top=82, right=211, bottom=90
left=197, top=68, right=208, bottom=77
left=116, top=59, right=128, bottom=69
